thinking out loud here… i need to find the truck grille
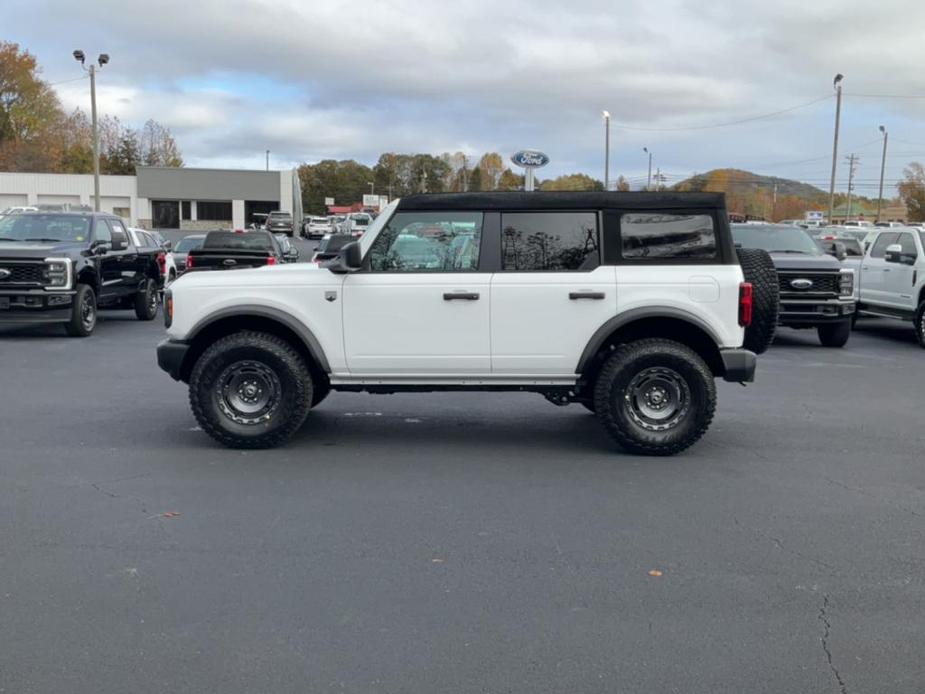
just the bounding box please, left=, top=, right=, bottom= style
left=777, top=271, right=839, bottom=298
left=0, top=261, right=45, bottom=287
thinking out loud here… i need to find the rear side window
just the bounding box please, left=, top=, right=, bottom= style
left=869, top=232, right=899, bottom=258
left=501, top=212, right=598, bottom=271
left=621, top=213, right=716, bottom=260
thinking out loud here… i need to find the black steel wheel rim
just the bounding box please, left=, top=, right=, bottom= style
left=81, top=292, right=96, bottom=331
left=147, top=282, right=158, bottom=314
left=623, top=366, right=690, bottom=432
left=215, top=360, right=282, bottom=426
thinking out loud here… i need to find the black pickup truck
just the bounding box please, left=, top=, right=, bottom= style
left=732, top=223, right=856, bottom=347
left=185, top=230, right=294, bottom=271
left=0, top=211, right=163, bottom=336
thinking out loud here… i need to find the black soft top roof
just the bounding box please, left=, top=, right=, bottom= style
left=397, top=191, right=725, bottom=212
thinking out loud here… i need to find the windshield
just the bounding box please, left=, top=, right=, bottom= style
left=0, top=214, right=91, bottom=243
left=174, top=236, right=204, bottom=253
left=269, top=212, right=291, bottom=219
left=203, top=231, right=273, bottom=250
left=732, top=224, right=824, bottom=255
left=359, top=199, right=400, bottom=254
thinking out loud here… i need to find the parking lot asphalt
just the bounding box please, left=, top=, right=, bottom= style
left=1, top=314, right=923, bottom=694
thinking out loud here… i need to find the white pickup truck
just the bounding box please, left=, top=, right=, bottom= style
left=855, top=227, right=925, bottom=346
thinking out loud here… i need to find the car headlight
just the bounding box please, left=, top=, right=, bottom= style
left=839, top=268, right=854, bottom=297
left=43, top=257, right=73, bottom=290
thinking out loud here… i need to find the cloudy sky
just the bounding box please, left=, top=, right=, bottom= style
left=7, top=0, right=925, bottom=194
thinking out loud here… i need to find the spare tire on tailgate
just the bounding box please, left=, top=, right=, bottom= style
left=736, top=247, right=778, bottom=354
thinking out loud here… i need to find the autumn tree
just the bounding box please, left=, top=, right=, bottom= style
left=140, top=119, right=183, bottom=167
left=540, top=173, right=605, bottom=192
left=497, top=168, right=524, bottom=191
left=898, top=162, right=925, bottom=222
left=477, top=152, right=504, bottom=191
left=615, top=175, right=630, bottom=192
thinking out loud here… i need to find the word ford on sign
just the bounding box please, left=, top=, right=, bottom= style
left=511, top=150, right=550, bottom=168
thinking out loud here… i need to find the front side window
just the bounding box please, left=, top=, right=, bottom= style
left=623, top=213, right=716, bottom=259
left=870, top=232, right=899, bottom=258
left=367, top=212, right=483, bottom=272
left=897, top=233, right=917, bottom=257
left=95, top=219, right=112, bottom=244
left=501, top=212, right=598, bottom=271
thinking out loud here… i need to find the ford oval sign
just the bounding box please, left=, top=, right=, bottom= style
left=790, top=278, right=813, bottom=290
left=511, top=150, right=550, bottom=168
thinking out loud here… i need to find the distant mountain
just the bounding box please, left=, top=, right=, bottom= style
left=672, top=169, right=828, bottom=202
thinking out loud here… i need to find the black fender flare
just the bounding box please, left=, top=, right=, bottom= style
left=186, top=305, right=331, bottom=373
left=575, top=306, right=723, bottom=374
left=74, top=259, right=101, bottom=294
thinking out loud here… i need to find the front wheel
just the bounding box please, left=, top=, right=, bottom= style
left=189, top=331, right=313, bottom=449
left=914, top=302, right=925, bottom=349
left=134, top=278, right=159, bottom=321
left=817, top=320, right=851, bottom=348
left=65, top=284, right=97, bottom=337
left=593, top=339, right=716, bottom=456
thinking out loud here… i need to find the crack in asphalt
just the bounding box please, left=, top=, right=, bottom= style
left=818, top=594, right=849, bottom=694
left=824, top=476, right=923, bottom=519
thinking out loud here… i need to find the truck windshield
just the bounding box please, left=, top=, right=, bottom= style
left=203, top=232, right=273, bottom=250
left=174, top=236, right=205, bottom=252
left=0, top=214, right=91, bottom=243
left=732, top=224, right=824, bottom=256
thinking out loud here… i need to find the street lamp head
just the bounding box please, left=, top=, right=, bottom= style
left=833, top=73, right=843, bottom=87
left=72, top=49, right=85, bottom=64
left=602, top=110, right=610, bottom=120
left=98, top=54, right=109, bottom=67
left=643, top=147, right=648, bottom=153
left=879, top=125, right=886, bottom=134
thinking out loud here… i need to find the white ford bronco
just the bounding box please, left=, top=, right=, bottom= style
left=157, top=192, right=775, bottom=455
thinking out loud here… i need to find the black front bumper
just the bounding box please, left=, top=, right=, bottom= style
left=780, top=299, right=855, bottom=326
left=0, top=289, right=75, bottom=323
left=721, top=349, right=756, bottom=383
left=157, top=339, right=191, bottom=381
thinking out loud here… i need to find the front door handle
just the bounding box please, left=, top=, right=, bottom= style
left=443, top=291, right=480, bottom=301
left=569, top=291, right=605, bottom=300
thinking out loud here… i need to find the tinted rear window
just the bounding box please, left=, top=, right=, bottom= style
left=622, top=213, right=716, bottom=259
left=501, top=212, right=599, bottom=271
left=203, top=232, right=273, bottom=250
left=174, top=236, right=204, bottom=252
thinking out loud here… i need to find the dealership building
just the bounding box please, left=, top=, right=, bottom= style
left=0, top=166, right=302, bottom=230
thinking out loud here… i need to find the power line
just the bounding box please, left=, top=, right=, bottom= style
left=46, top=75, right=89, bottom=87
left=611, top=95, right=832, bottom=132
left=845, top=93, right=925, bottom=99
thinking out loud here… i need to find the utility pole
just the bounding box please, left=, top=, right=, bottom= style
left=772, top=181, right=778, bottom=221
left=644, top=147, right=652, bottom=191
left=265, top=150, right=270, bottom=171
left=845, top=154, right=858, bottom=223
left=877, top=125, right=888, bottom=222
left=73, top=50, right=109, bottom=212
left=368, top=181, right=375, bottom=196
left=602, top=111, right=611, bottom=190
left=655, top=167, right=661, bottom=191
left=828, top=74, right=844, bottom=224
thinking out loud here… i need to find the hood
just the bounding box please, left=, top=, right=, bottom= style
left=0, top=241, right=87, bottom=259
left=172, top=261, right=327, bottom=288
left=769, top=252, right=843, bottom=271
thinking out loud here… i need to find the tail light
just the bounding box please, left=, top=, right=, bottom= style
left=266, top=256, right=277, bottom=266
left=186, top=254, right=194, bottom=269
left=738, top=282, right=753, bottom=327
left=156, top=251, right=166, bottom=276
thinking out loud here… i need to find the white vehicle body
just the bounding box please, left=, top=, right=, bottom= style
left=304, top=217, right=332, bottom=239
left=129, top=228, right=177, bottom=284
left=165, top=196, right=747, bottom=386
left=857, top=228, right=925, bottom=341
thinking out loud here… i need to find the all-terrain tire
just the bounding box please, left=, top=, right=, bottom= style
left=914, top=302, right=925, bottom=349
left=817, top=319, right=851, bottom=348
left=134, top=278, right=159, bottom=321
left=736, top=247, right=778, bottom=354
left=593, top=338, right=716, bottom=456
left=65, top=284, right=97, bottom=337
left=189, top=331, right=313, bottom=449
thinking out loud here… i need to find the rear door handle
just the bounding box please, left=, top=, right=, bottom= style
left=443, top=291, right=480, bottom=301
left=569, top=291, right=605, bottom=300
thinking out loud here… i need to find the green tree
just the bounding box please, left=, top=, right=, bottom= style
left=540, top=173, right=604, bottom=192
left=105, top=128, right=141, bottom=175
left=898, top=162, right=925, bottom=222
left=497, top=168, right=524, bottom=191
left=299, top=159, right=376, bottom=214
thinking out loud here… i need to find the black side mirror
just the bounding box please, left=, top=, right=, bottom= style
left=110, top=231, right=128, bottom=251
left=884, top=244, right=902, bottom=264
left=92, top=242, right=111, bottom=255
left=327, top=241, right=362, bottom=274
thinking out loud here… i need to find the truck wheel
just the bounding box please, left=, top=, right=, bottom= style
left=817, top=320, right=851, bottom=348
left=134, top=278, right=159, bottom=321
left=65, top=284, right=97, bottom=337
left=593, top=338, right=716, bottom=456
left=736, top=248, right=779, bottom=354
left=189, top=331, right=313, bottom=449
left=914, top=302, right=925, bottom=349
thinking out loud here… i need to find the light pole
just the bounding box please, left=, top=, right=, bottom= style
left=643, top=147, right=653, bottom=191
left=827, top=73, right=844, bottom=224
left=73, top=50, right=109, bottom=212
left=265, top=150, right=270, bottom=171
left=368, top=181, right=375, bottom=196
left=602, top=111, right=611, bottom=190
left=877, top=125, right=889, bottom=222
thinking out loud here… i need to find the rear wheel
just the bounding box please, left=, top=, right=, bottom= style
left=65, top=284, right=97, bottom=337
left=189, top=331, right=313, bottom=449
left=736, top=248, right=779, bottom=354
left=817, top=320, right=851, bottom=348
left=134, top=278, right=159, bottom=320
left=593, top=338, right=716, bottom=456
